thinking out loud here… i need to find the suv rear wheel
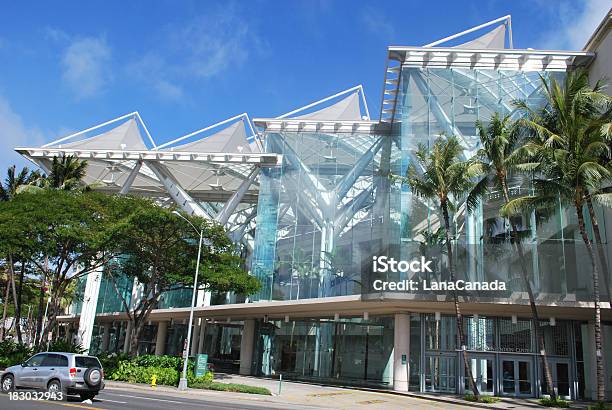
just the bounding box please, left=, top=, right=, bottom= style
left=1, top=374, right=14, bottom=393
left=47, top=379, right=66, bottom=401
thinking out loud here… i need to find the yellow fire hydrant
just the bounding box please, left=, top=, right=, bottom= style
left=151, top=374, right=157, bottom=389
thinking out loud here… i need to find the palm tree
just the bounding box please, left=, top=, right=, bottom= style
left=0, top=165, right=41, bottom=201
left=505, top=69, right=612, bottom=402
left=44, top=155, right=88, bottom=190
left=400, top=135, right=481, bottom=398
left=469, top=113, right=556, bottom=399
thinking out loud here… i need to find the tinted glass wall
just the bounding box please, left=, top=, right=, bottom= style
left=253, top=317, right=394, bottom=387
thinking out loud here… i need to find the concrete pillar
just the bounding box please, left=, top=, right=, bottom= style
left=155, top=321, right=168, bottom=356
left=393, top=313, right=411, bottom=392
left=123, top=321, right=132, bottom=354
left=77, top=267, right=103, bottom=354
left=101, top=322, right=112, bottom=352
left=197, top=320, right=207, bottom=354
left=190, top=319, right=201, bottom=356
left=239, top=319, right=256, bottom=375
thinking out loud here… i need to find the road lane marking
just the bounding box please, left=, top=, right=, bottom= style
left=34, top=400, right=106, bottom=410
left=96, top=398, right=128, bottom=404
left=105, top=393, right=189, bottom=404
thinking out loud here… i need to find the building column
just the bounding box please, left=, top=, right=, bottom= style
left=197, top=320, right=207, bottom=354
left=76, top=268, right=103, bottom=354
left=123, top=321, right=132, bottom=354
left=393, top=313, right=411, bottom=392
left=190, top=319, right=201, bottom=356
left=101, top=322, right=112, bottom=352
left=155, top=321, right=168, bottom=356
left=239, top=319, right=256, bottom=375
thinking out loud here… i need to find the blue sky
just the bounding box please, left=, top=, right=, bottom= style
left=0, top=0, right=609, bottom=171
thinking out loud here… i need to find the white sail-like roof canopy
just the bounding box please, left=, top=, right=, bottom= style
left=170, top=121, right=256, bottom=154
left=453, top=24, right=506, bottom=49
left=57, top=118, right=149, bottom=151
left=292, top=92, right=362, bottom=121
left=15, top=112, right=280, bottom=223
left=254, top=85, right=379, bottom=135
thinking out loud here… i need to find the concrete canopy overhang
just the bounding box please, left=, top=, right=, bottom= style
left=57, top=295, right=612, bottom=324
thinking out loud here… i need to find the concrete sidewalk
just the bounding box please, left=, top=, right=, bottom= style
left=209, top=373, right=596, bottom=410
left=107, top=374, right=595, bottom=410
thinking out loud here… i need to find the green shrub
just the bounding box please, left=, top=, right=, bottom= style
left=589, top=402, right=612, bottom=410
left=97, top=352, right=130, bottom=374
left=33, top=341, right=85, bottom=354
left=0, top=340, right=33, bottom=368
left=190, top=381, right=271, bottom=395
left=539, top=397, right=570, bottom=408
left=188, top=371, right=214, bottom=385
left=108, top=360, right=179, bottom=386
left=131, top=354, right=182, bottom=369
left=464, top=394, right=500, bottom=403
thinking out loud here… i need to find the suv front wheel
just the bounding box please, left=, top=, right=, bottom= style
left=1, top=374, right=14, bottom=393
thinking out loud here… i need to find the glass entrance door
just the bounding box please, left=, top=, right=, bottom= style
left=465, top=355, right=495, bottom=395
left=500, top=357, right=533, bottom=397
left=425, top=354, right=456, bottom=393
left=541, top=359, right=572, bottom=399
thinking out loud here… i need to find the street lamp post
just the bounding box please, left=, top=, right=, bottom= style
left=173, top=211, right=204, bottom=391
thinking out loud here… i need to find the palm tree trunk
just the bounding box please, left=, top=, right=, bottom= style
left=15, top=260, right=25, bottom=344
left=500, top=176, right=555, bottom=399
left=7, top=254, right=20, bottom=341
left=442, top=203, right=479, bottom=398
left=35, top=258, right=48, bottom=345
left=586, top=197, right=612, bottom=307
left=0, top=275, right=9, bottom=340
left=576, top=201, right=605, bottom=402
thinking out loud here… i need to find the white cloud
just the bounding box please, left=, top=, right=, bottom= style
left=126, top=53, right=184, bottom=101
left=0, top=95, right=44, bottom=172
left=175, top=8, right=261, bottom=79
left=62, top=36, right=112, bottom=99
left=361, top=7, right=395, bottom=39
left=127, top=4, right=266, bottom=100
left=538, top=0, right=609, bottom=50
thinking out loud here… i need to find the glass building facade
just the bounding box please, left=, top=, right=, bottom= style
left=251, top=66, right=609, bottom=304
left=61, top=25, right=612, bottom=401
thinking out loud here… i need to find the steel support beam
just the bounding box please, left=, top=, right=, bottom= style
left=119, top=160, right=143, bottom=194
left=146, top=161, right=209, bottom=218
left=335, top=138, right=384, bottom=202
left=215, top=167, right=260, bottom=226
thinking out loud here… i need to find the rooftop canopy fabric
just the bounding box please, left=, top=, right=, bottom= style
left=292, top=92, right=362, bottom=121
left=170, top=121, right=255, bottom=154
left=453, top=24, right=506, bottom=49
left=57, top=118, right=149, bottom=151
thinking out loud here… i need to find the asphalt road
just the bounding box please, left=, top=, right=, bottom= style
left=0, top=387, right=315, bottom=410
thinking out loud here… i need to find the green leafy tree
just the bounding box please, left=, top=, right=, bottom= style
left=107, top=198, right=260, bottom=355
left=505, top=70, right=612, bottom=401
left=397, top=135, right=481, bottom=398
left=0, top=166, right=42, bottom=343
left=0, top=190, right=127, bottom=341
left=469, top=112, right=556, bottom=399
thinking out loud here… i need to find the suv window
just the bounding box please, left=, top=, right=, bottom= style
left=42, top=354, right=68, bottom=367
left=25, top=354, right=46, bottom=367
left=75, top=356, right=101, bottom=369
